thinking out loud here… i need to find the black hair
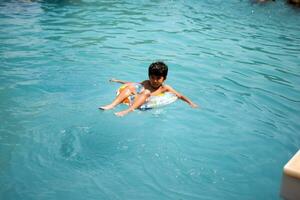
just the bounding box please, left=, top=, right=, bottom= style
left=148, top=61, right=168, bottom=80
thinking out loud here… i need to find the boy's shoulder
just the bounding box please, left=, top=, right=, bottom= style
left=162, top=84, right=172, bottom=89
left=161, top=84, right=175, bottom=93
left=141, top=80, right=150, bottom=86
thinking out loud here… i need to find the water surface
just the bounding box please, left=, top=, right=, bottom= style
left=1, top=0, right=300, bottom=199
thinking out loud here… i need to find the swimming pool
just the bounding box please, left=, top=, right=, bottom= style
left=1, top=0, right=300, bottom=199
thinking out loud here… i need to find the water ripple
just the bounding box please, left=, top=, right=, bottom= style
left=1, top=1, right=300, bottom=200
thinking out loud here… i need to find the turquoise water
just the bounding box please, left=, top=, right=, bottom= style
left=1, top=0, right=300, bottom=199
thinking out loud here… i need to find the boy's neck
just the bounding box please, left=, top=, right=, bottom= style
left=145, top=80, right=164, bottom=92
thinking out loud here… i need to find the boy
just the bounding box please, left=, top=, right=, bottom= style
left=100, top=61, right=198, bottom=117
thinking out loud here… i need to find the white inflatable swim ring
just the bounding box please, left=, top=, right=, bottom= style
left=117, top=85, right=177, bottom=110
left=140, top=92, right=178, bottom=110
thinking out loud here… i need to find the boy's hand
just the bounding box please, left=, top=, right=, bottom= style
left=109, top=78, right=118, bottom=82
left=190, top=103, right=198, bottom=108
left=109, top=78, right=128, bottom=84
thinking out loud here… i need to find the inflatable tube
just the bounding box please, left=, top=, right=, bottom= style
left=117, top=86, right=177, bottom=110
left=140, top=92, right=178, bottom=110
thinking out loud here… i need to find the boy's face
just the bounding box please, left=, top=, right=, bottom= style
left=149, top=75, right=165, bottom=89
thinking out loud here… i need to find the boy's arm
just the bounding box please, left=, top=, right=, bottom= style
left=109, top=78, right=131, bottom=84
left=165, top=85, right=198, bottom=108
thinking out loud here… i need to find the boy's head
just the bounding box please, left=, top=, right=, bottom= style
left=148, top=61, right=168, bottom=80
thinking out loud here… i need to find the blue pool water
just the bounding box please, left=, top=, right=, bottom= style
left=1, top=0, right=300, bottom=199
